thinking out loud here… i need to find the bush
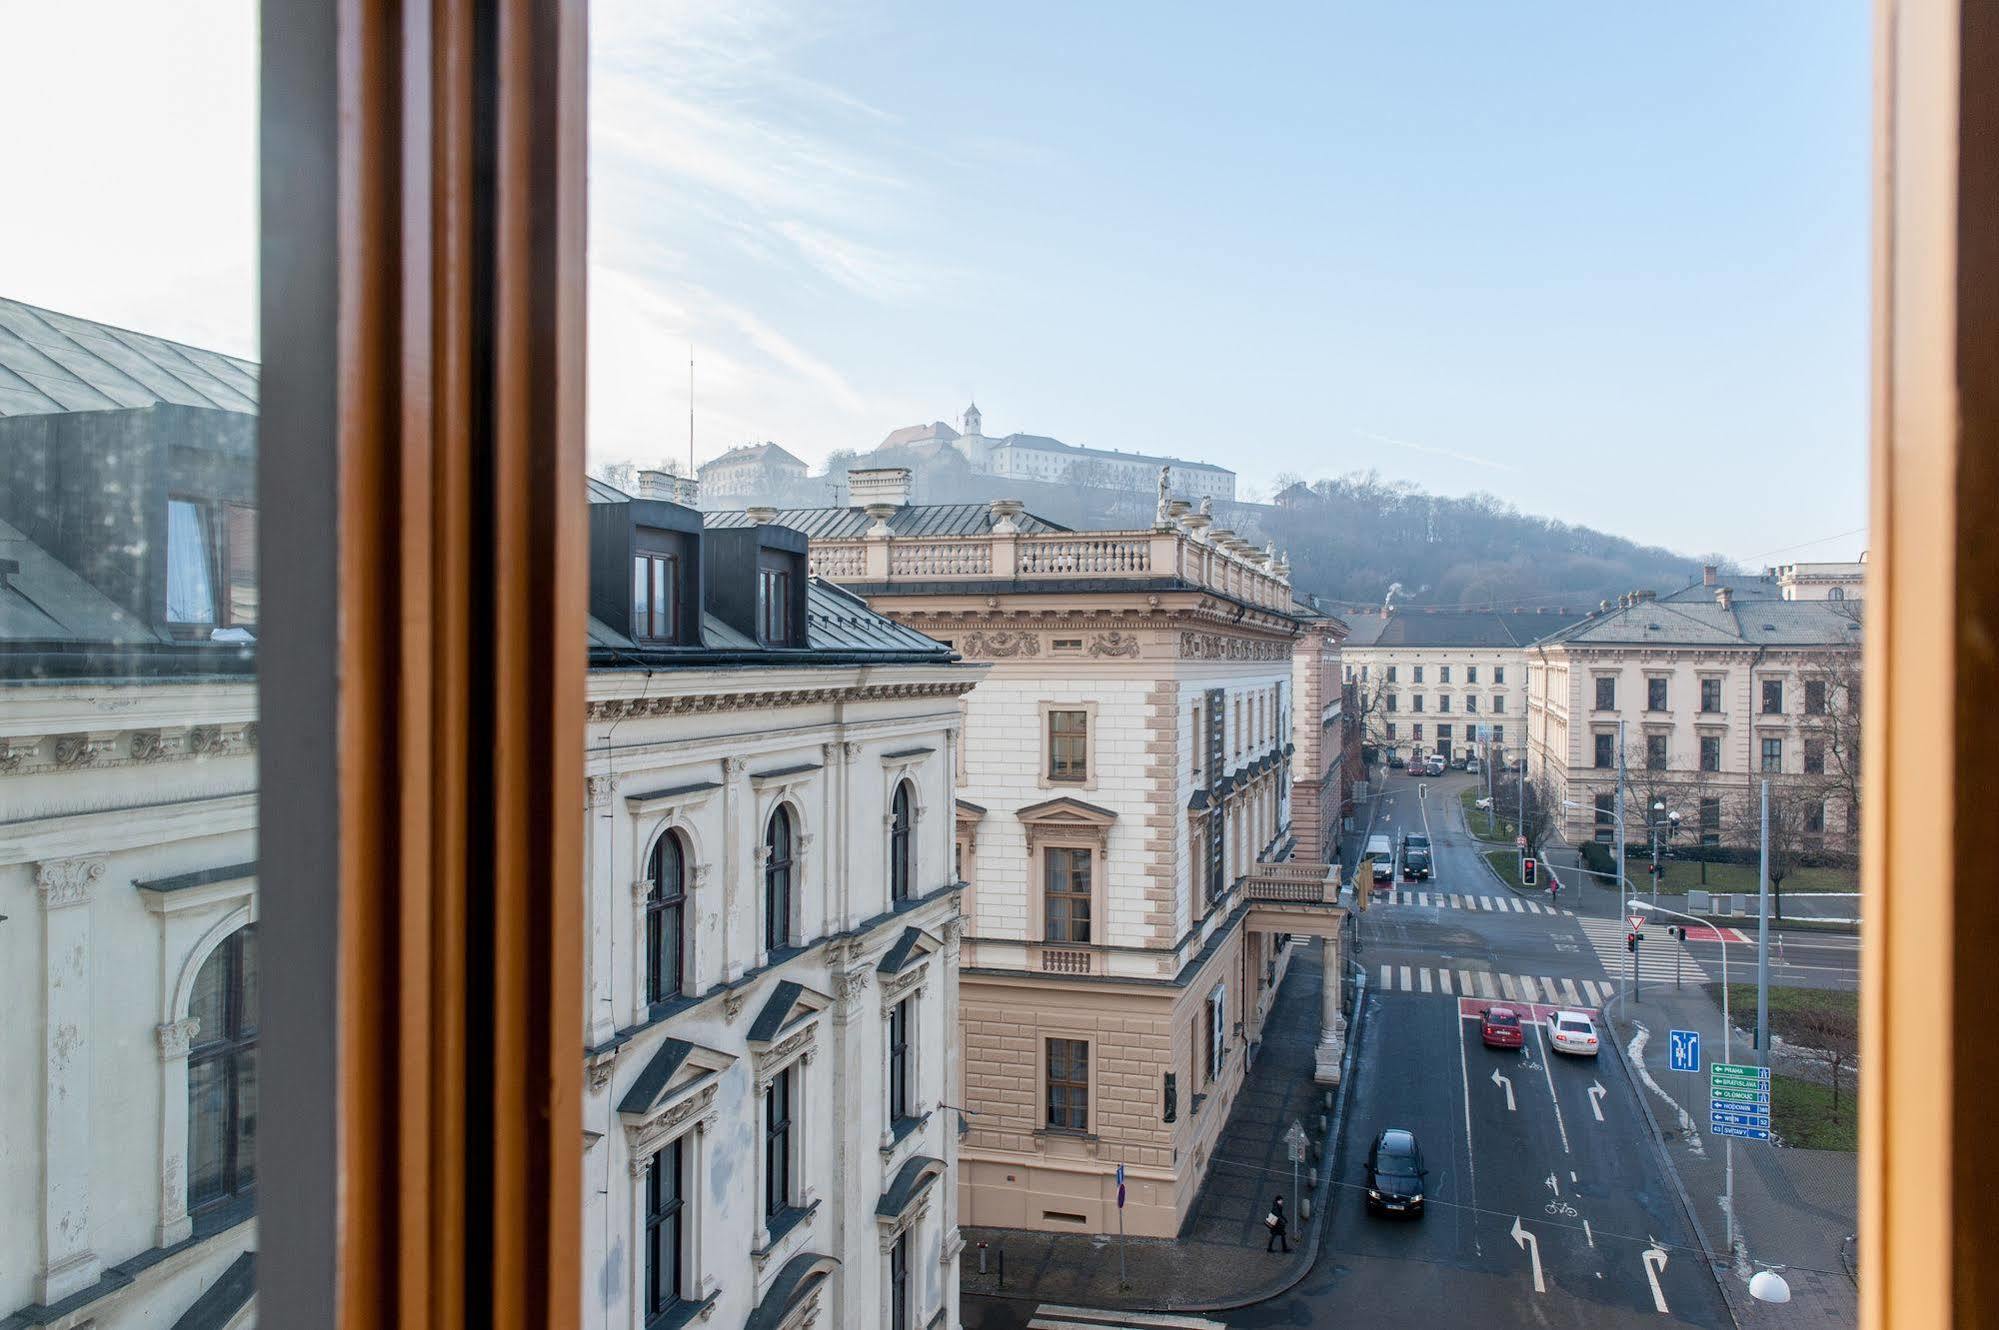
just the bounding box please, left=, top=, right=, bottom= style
left=1579, top=840, right=1616, bottom=877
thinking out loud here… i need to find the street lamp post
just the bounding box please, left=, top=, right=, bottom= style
left=1633, top=895, right=1735, bottom=1257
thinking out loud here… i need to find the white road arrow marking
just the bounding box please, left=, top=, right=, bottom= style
left=1642, top=1241, right=1671, bottom=1313
left=1544, top=1172, right=1560, bottom=1196
left=1491, top=1067, right=1516, bottom=1111
left=1588, top=1081, right=1608, bottom=1122
left=1511, top=1216, right=1545, bottom=1293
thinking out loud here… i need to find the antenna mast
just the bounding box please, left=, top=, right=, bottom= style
left=687, top=345, right=695, bottom=478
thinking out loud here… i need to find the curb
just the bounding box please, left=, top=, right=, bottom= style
left=1604, top=1011, right=1742, bottom=1329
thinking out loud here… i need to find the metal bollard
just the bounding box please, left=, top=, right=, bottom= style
left=977, top=1242, right=988, bottom=1276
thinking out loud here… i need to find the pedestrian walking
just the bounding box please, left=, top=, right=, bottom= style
left=1265, top=1194, right=1290, bottom=1252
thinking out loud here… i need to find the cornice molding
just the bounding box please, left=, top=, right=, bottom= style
left=586, top=679, right=973, bottom=723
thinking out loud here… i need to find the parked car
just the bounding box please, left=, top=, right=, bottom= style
left=1449, top=753, right=1467, bottom=770
left=1474, top=795, right=1493, bottom=811
left=1386, top=753, right=1406, bottom=769
left=1365, top=1128, right=1427, bottom=1216
left=1546, top=1010, right=1601, bottom=1056
left=1464, top=755, right=1481, bottom=775
left=1426, top=756, right=1447, bottom=777
left=1480, top=1005, right=1525, bottom=1049
left=1400, top=833, right=1431, bottom=880
left=1366, top=834, right=1394, bottom=881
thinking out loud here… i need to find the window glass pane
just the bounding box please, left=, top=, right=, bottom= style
left=166, top=499, right=218, bottom=624
left=633, top=555, right=650, bottom=630
left=235, top=1046, right=258, bottom=1189
left=187, top=1057, right=228, bottom=1206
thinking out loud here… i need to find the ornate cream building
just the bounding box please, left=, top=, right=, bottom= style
left=710, top=471, right=1347, bottom=1241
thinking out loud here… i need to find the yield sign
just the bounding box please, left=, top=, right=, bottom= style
left=1628, top=914, right=1648, bottom=931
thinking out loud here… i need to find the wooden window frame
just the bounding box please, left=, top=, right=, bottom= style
left=764, top=1066, right=796, bottom=1221
left=1043, top=1037, right=1090, bottom=1133
left=1041, top=844, right=1095, bottom=944
left=643, top=1138, right=687, bottom=1322
left=888, top=780, right=913, bottom=904
left=1039, top=702, right=1096, bottom=789
left=644, top=832, right=687, bottom=1012
left=764, top=805, right=797, bottom=955
left=187, top=925, right=260, bottom=1214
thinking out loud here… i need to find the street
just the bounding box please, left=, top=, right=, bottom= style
left=967, top=768, right=1736, bottom=1329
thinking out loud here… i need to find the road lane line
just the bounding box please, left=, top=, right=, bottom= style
left=1419, top=968, right=1433, bottom=993
left=1517, top=976, right=1539, bottom=1002
left=1401, top=965, right=1413, bottom=990
left=1499, top=974, right=1518, bottom=1000
left=1583, top=1218, right=1595, bottom=1249
left=1561, top=978, right=1583, bottom=1005
left=1450, top=893, right=1463, bottom=908
left=1380, top=963, right=1392, bottom=989
left=1438, top=969, right=1453, bottom=995
left=1532, top=1020, right=1572, bottom=1154
left=1478, top=896, right=1494, bottom=911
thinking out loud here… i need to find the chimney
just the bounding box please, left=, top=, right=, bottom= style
left=671, top=474, right=700, bottom=505
left=1716, top=587, right=1734, bottom=610
left=847, top=466, right=912, bottom=509
left=1638, top=589, right=1656, bottom=602
left=1702, top=564, right=1717, bottom=587
left=636, top=469, right=680, bottom=502
left=745, top=505, right=779, bottom=525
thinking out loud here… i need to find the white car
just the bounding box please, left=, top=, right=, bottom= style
left=1475, top=795, right=1493, bottom=811
left=1546, top=1010, right=1600, bottom=1057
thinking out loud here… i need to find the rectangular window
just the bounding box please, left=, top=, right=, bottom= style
left=1493, top=695, right=1506, bottom=713
left=633, top=552, right=680, bottom=642
left=765, top=1067, right=795, bottom=1220
left=1761, top=737, right=1784, bottom=773
left=1413, top=695, right=1425, bottom=712
left=1594, top=732, right=1615, bottom=768
left=1647, top=677, right=1668, bottom=712
left=1412, top=723, right=1423, bottom=740
left=644, top=1139, right=686, bottom=1320
left=1386, top=722, right=1397, bottom=740
left=1467, top=665, right=1479, bottom=684
left=1804, top=737, right=1827, bottom=775
left=1646, top=734, right=1668, bottom=770
left=1361, top=665, right=1370, bottom=682
left=1437, top=724, right=1453, bottom=746
left=1413, top=665, right=1425, bottom=683
left=1805, top=679, right=1828, bottom=715
left=1595, top=676, right=1616, bottom=710
left=890, top=1233, right=910, bottom=1330
left=1700, top=735, right=1721, bottom=771
left=1594, top=792, right=1616, bottom=843
left=1700, top=797, right=1722, bottom=846
left=1492, top=725, right=1504, bottom=744
left=1761, top=679, right=1784, bottom=715
left=1043, top=847, right=1092, bottom=943
left=758, top=566, right=793, bottom=645
left=1048, top=710, right=1089, bottom=782
left=1387, top=693, right=1398, bottom=712
left=1701, top=677, right=1723, bottom=713
left=1806, top=800, right=1826, bottom=834
left=1387, top=665, right=1398, bottom=683
left=167, top=497, right=258, bottom=628
left=1439, top=665, right=1452, bottom=683
left=1190, top=702, right=1202, bottom=781
left=1206, top=987, right=1227, bottom=1081
left=1494, top=666, right=1505, bottom=685
left=889, top=998, right=912, bottom=1122
left=1439, top=694, right=1452, bottom=713
left=1046, top=1039, right=1090, bottom=1131
left=1466, top=695, right=1478, bottom=713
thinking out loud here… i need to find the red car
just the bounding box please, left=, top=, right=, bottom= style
left=1480, top=1006, right=1525, bottom=1049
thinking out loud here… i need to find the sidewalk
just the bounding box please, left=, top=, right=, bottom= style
left=1605, top=981, right=1858, bottom=1327
left=959, top=936, right=1350, bottom=1311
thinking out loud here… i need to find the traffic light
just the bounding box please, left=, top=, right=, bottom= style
left=1626, top=931, right=1639, bottom=952
left=1522, top=857, right=1537, bottom=886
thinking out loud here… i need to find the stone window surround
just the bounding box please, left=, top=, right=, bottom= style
left=622, top=1081, right=723, bottom=1319
left=752, top=1019, right=821, bottom=1263
left=880, top=749, right=931, bottom=905
left=752, top=791, right=817, bottom=961
left=147, top=869, right=259, bottom=1253
left=1035, top=1031, right=1099, bottom=1145
left=1038, top=699, right=1099, bottom=792
left=876, top=1195, right=936, bottom=1330
left=878, top=961, right=932, bottom=1160
left=1020, top=804, right=1114, bottom=948
left=631, top=803, right=715, bottom=1029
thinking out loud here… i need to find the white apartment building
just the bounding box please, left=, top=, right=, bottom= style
left=580, top=482, right=984, bottom=1330
left=1338, top=609, right=1588, bottom=768
left=1525, top=588, right=1863, bottom=851
left=698, top=443, right=811, bottom=500
left=709, top=474, right=1347, bottom=1241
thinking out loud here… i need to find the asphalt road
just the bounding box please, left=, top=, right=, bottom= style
left=968, top=769, right=1734, bottom=1329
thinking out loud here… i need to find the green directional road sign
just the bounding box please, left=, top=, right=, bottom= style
left=1710, top=1087, right=1771, bottom=1104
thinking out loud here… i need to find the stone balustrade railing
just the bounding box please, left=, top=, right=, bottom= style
left=1242, top=861, right=1341, bottom=904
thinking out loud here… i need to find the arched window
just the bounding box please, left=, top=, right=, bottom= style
left=889, top=781, right=913, bottom=903
left=188, top=925, right=258, bottom=1213
left=1829, top=586, right=1846, bottom=601
left=764, top=805, right=795, bottom=953
left=646, top=832, right=687, bottom=1009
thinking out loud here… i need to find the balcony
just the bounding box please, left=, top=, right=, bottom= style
left=806, top=517, right=1295, bottom=612
left=1243, top=862, right=1346, bottom=938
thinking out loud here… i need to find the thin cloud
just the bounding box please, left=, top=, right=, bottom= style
left=1361, top=429, right=1518, bottom=473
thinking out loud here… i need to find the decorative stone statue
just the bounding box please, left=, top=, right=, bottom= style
left=1155, top=466, right=1173, bottom=528
left=1199, top=495, right=1213, bottom=517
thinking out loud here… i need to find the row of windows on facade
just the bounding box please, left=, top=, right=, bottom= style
left=631, top=553, right=793, bottom=646
left=1189, top=683, right=1288, bottom=783
left=1384, top=693, right=1506, bottom=714
left=1589, top=732, right=1835, bottom=775
left=1381, top=722, right=1503, bottom=746
left=1587, top=791, right=1839, bottom=843
left=1592, top=676, right=1833, bottom=716
left=640, top=1003, right=921, bottom=1327
left=642, top=787, right=915, bottom=1009
left=1351, top=663, right=1507, bottom=686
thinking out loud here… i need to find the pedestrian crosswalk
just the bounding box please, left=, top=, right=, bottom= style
left=1576, top=915, right=1709, bottom=986
left=1371, top=963, right=1614, bottom=1008
left=1373, top=888, right=1573, bottom=917
left=1028, top=1307, right=1229, bottom=1330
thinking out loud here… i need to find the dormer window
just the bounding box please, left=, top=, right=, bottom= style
left=632, top=552, right=681, bottom=642
left=758, top=561, right=794, bottom=645
left=167, top=496, right=258, bottom=631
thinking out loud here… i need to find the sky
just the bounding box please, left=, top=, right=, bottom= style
left=0, top=1, right=1870, bottom=563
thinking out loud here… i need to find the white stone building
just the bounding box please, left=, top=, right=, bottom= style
left=697, top=443, right=810, bottom=500
left=579, top=480, right=985, bottom=1330
left=1337, top=608, right=1589, bottom=768
left=872, top=404, right=1236, bottom=502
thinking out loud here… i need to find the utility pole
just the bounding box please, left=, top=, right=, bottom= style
left=1757, top=779, right=1771, bottom=1054
left=1617, top=719, right=1632, bottom=1001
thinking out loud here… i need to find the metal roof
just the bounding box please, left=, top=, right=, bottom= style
left=0, top=298, right=258, bottom=417
left=0, top=515, right=164, bottom=645
left=588, top=578, right=950, bottom=661
left=704, top=503, right=1067, bottom=539
left=1534, top=599, right=1862, bottom=649
left=1340, top=609, right=1590, bottom=650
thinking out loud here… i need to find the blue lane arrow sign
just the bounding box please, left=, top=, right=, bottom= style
left=1669, top=1029, right=1701, bottom=1073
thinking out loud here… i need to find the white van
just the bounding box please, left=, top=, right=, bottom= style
left=1464, top=755, right=1482, bottom=775
left=1366, top=834, right=1394, bottom=881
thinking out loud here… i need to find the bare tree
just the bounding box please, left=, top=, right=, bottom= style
left=1787, top=1002, right=1860, bottom=1115
left=1516, top=774, right=1558, bottom=860
left=1731, top=779, right=1821, bottom=918
left=1799, top=607, right=1863, bottom=852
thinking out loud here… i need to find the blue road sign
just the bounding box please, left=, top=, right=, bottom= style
left=1709, top=1108, right=1771, bottom=1128
left=1669, top=1029, right=1702, bottom=1073
left=1710, top=1123, right=1773, bottom=1141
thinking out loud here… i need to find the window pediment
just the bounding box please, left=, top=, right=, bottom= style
left=876, top=925, right=939, bottom=977
left=1016, top=796, right=1118, bottom=830
left=616, top=1037, right=735, bottom=1123
left=747, top=978, right=831, bottom=1048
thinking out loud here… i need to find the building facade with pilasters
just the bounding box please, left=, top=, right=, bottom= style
left=579, top=481, right=985, bottom=1330
left=711, top=476, right=1347, bottom=1241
